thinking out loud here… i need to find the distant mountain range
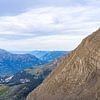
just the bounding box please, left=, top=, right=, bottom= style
left=40, top=51, right=69, bottom=63
left=11, top=50, right=69, bottom=60
left=0, top=49, right=69, bottom=76
left=0, top=49, right=44, bottom=76
left=29, top=51, right=49, bottom=58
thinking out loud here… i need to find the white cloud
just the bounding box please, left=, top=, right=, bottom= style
left=0, top=6, right=100, bottom=37
left=0, top=5, right=100, bottom=50
left=0, top=34, right=86, bottom=51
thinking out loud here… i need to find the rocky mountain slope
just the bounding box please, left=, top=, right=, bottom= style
left=27, top=29, right=100, bottom=100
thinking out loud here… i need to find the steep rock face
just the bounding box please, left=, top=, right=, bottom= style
left=27, top=29, right=100, bottom=100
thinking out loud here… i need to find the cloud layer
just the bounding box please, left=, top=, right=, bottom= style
left=0, top=0, right=100, bottom=51
left=0, top=0, right=100, bottom=16
left=0, top=6, right=99, bottom=39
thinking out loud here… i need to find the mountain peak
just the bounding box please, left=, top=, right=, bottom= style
left=27, top=29, right=100, bottom=100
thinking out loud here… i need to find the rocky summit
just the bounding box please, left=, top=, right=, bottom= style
left=27, top=29, right=100, bottom=100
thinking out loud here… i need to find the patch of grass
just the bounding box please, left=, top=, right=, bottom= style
left=28, top=68, right=42, bottom=75
left=0, top=85, right=9, bottom=95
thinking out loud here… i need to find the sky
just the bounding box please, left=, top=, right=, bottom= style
left=0, top=0, right=100, bottom=51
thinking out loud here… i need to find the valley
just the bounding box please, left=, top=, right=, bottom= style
left=0, top=50, right=68, bottom=100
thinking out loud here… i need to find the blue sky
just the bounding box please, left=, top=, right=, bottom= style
left=0, top=0, right=100, bottom=51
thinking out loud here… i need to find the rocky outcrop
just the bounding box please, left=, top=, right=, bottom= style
left=27, top=29, right=100, bottom=100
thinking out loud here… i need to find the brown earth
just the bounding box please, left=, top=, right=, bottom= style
left=27, top=28, right=100, bottom=100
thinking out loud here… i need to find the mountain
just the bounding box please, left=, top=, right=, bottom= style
left=40, top=51, right=69, bottom=63
left=0, top=49, right=68, bottom=76
left=29, top=51, right=69, bottom=61
left=29, top=51, right=49, bottom=58
left=11, top=51, right=49, bottom=58
left=27, top=29, right=100, bottom=100
left=11, top=51, right=69, bottom=60
left=11, top=50, right=69, bottom=62
left=0, top=49, right=44, bottom=76
left=10, top=51, right=30, bottom=54
left=0, top=55, right=65, bottom=100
